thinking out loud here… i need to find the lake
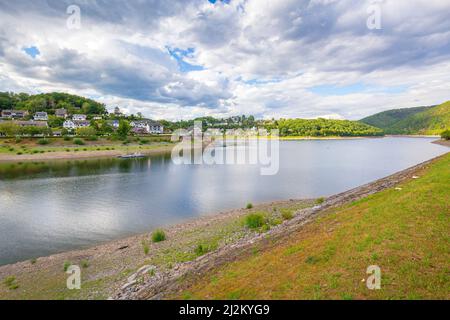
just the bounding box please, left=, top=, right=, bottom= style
left=0, top=137, right=447, bottom=265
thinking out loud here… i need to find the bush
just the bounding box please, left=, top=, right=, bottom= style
left=73, top=138, right=85, bottom=145
left=195, top=244, right=210, bottom=256
left=316, top=197, right=325, bottom=204
left=152, top=229, right=166, bottom=243
left=142, top=240, right=150, bottom=255
left=245, top=213, right=265, bottom=229
left=63, top=136, right=71, bottom=141
left=63, top=261, right=71, bottom=272
left=441, top=130, right=450, bottom=140
left=281, top=209, right=294, bottom=220
left=246, top=202, right=253, bottom=209
left=86, top=135, right=98, bottom=141
left=3, top=276, right=19, bottom=290
left=37, top=138, right=50, bottom=145
left=81, top=260, right=89, bottom=268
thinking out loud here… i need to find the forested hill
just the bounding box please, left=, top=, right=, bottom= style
left=360, top=101, right=450, bottom=135
left=0, top=92, right=107, bottom=115
left=265, top=118, right=383, bottom=137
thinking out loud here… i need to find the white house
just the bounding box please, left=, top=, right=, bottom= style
left=34, top=112, right=48, bottom=121
left=72, top=114, right=87, bottom=121
left=63, top=120, right=76, bottom=130
left=130, top=120, right=164, bottom=134
left=63, top=120, right=90, bottom=129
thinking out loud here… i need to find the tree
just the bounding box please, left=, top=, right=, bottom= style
left=441, top=129, right=450, bottom=140
left=117, top=119, right=131, bottom=139
left=76, top=126, right=97, bottom=137
left=0, top=122, right=20, bottom=136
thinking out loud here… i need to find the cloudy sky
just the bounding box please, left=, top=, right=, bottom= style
left=0, top=0, right=449, bottom=120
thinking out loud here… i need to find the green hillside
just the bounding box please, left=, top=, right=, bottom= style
left=0, top=92, right=107, bottom=115
left=360, top=102, right=450, bottom=135
left=266, top=118, right=383, bottom=137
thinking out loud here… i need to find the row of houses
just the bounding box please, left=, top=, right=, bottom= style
left=1, top=109, right=103, bottom=121
left=63, top=119, right=164, bottom=133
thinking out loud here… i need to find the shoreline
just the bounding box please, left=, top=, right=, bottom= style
left=0, top=143, right=174, bottom=162
left=0, top=151, right=448, bottom=299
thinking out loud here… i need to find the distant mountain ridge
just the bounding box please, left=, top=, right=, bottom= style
left=360, top=101, right=450, bottom=135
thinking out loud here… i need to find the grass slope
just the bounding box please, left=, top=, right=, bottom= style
left=361, top=102, right=449, bottom=135
left=178, top=153, right=450, bottom=300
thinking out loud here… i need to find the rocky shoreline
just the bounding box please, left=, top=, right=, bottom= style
left=112, top=152, right=448, bottom=300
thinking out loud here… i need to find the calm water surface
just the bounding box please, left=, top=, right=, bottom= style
left=0, top=137, right=447, bottom=265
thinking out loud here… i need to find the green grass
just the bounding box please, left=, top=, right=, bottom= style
left=3, top=276, right=19, bottom=290
left=63, top=261, right=71, bottom=272
left=244, top=213, right=265, bottom=229
left=176, top=153, right=450, bottom=299
left=280, top=208, right=294, bottom=220
left=152, top=229, right=166, bottom=243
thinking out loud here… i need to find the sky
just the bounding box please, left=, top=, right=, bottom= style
left=0, top=0, right=449, bottom=121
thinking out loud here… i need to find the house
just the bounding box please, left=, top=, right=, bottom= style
left=113, top=107, right=124, bottom=117
left=72, top=114, right=87, bottom=121
left=34, top=112, right=48, bottom=121
left=63, top=120, right=90, bottom=129
left=63, top=120, right=76, bottom=130
left=130, top=120, right=164, bottom=134
left=55, top=108, right=68, bottom=118
left=92, top=115, right=103, bottom=120
left=74, top=120, right=90, bottom=128
left=1, top=110, right=29, bottom=119
left=107, top=120, right=120, bottom=129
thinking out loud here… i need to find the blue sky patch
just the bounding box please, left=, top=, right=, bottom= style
left=23, top=46, right=40, bottom=58
left=167, top=47, right=204, bottom=72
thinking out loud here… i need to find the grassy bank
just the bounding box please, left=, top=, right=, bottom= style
left=0, top=136, right=173, bottom=161
left=175, top=153, right=450, bottom=300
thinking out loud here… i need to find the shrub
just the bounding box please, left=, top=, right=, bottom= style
left=245, top=213, right=265, bottom=229
left=73, top=138, right=85, bottom=145
left=142, top=240, right=150, bottom=255
left=15, top=137, right=22, bottom=143
left=37, top=138, right=50, bottom=145
left=195, top=244, right=209, bottom=256
left=152, top=229, right=166, bottom=243
left=3, top=276, right=19, bottom=290
left=281, top=209, right=294, bottom=220
left=81, top=260, right=89, bottom=268
left=316, top=197, right=325, bottom=205
left=441, top=129, right=450, bottom=140
left=16, top=152, right=22, bottom=155
left=63, top=261, right=71, bottom=272
left=246, top=202, right=253, bottom=209
left=86, top=135, right=98, bottom=141
left=30, top=258, right=37, bottom=265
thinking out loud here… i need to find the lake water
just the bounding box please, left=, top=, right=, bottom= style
left=0, top=137, right=447, bottom=265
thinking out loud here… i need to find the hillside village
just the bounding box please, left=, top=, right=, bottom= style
left=0, top=106, right=164, bottom=136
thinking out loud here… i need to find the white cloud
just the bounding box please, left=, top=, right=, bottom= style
left=0, top=0, right=449, bottom=120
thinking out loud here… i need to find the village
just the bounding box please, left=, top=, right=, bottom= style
left=0, top=106, right=164, bottom=137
